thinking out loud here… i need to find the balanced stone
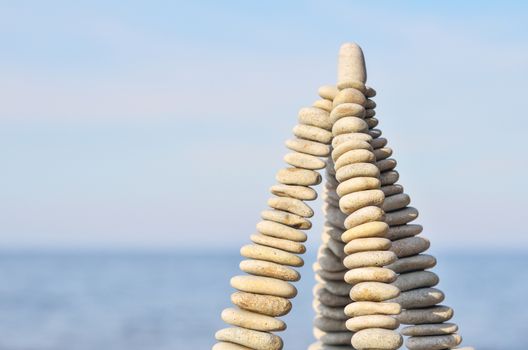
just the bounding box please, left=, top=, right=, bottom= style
left=314, top=285, right=351, bottom=307
left=391, top=270, right=439, bottom=291
left=390, top=236, right=430, bottom=258
left=284, top=151, right=326, bottom=170
left=332, top=116, right=368, bottom=135
left=314, top=316, right=348, bottom=332
left=343, top=206, right=384, bottom=229
left=370, top=137, right=387, bottom=149
left=318, top=85, right=339, bottom=100
left=318, top=247, right=346, bottom=272
left=382, top=193, right=410, bottom=212
left=384, top=206, right=419, bottom=225
left=401, top=323, right=458, bottom=336
left=344, top=250, right=397, bottom=269
left=286, top=138, right=330, bottom=157
left=213, top=342, right=252, bottom=350
left=333, top=88, right=367, bottom=107
left=231, top=275, right=297, bottom=298
left=345, top=301, right=401, bottom=317
left=406, top=334, right=462, bottom=350
left=334, top=149, right=375, bottom=170
left=324, top=224, right=345, bottom=241
left=293, top=124, right=333, bottom=144
left=332, top=132, right=372, bottom=148
left=314, top=262, right=347, bottom=281
left=374, top=147, right=392, bottom=160
left=386, top=224, right=422, bottom=240
left=351, top=328, right=403, bottom=350
left=260, top=209, right=312, bottom=230
left=332, top=139, right=372, bottom=160
left=381, top=184, right=403, bottom=197
left=344, top=266, right=397, bottom=284
left=276, top=168, right=321, bottom=186
left=270, top=184, right=317, bottom=201
left=339, top=189, right=385, bottom=214
left=386, top=254, right=436, bottom=274
left=313, top=99, right=333, bottom=112
left=308, top=341, right=355, bottom=350
left=396, top=305, right=454, bottom=324
left=325, top=234, right=347, bottom=259
left=257, top=220, right=307, bottom=242
left=341, top=221, right=389, bottom=243
left=365, top=99, right=376, bottom=109
left=329, top=103, right=366, bottom=124
left=313, top=300, right=348, bottom=320
left=368, top=128, right=382, bottom=138
left=267, top=197, right=314, bottom=218
left=231, top=291, right=291, bottom=317
left=215, top=327, right=283, bottom=350
left=240, top=259, right=300, bottom=281
left=316, top=276, right=352, bottom=296
left=336, top=162, right=379, bottom=182
left=337, top=177, right=381, bottom=197
left=344, top=237, right=391, bottom=254
left=365, top=86, right=376, bottom=97
left=388, top=287, right=445, bottom=309
left=221, top=307, right=286, bottom=331
left=365, top=117, right=379, bottom=128
left=323, top=204, right=347, bottom=230
left=380, top=171, right=399, bottom=186
left=350, top=281, right=400, bottom=301
left=240, top=244, right=304, bottom=267
left=251, top=233, right=306, bottom=254
left=313, top=328, right=352, bottom=345
left=346, top=315, right=399, bottom=331
left=298, top=107, right=333, bottom=130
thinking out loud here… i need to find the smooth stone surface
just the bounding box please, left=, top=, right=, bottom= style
left=368, top=129, right=382, bottom=139
left=365, top=117, right=379, bottom=128
left=332, top=116, right=368, bottom=135
left=231, top=275, right=297, bottom=298
left=241, top=244, right=303, bottom=267
left=313, top=328, right=352, bottom=345
left=324, top=224, right=345, bottom=241
left=316, top=275, right=351, bottom=296
left=332, top=139, right=372, bottom=160
left=344, top=266, right=397, bottom=285
left=365, top=86, right=376, bottom=97
left=308, top=342, right=355, bottom=350
left=338, top=43, right=367, bottom=85
left=276, top=168, right=321, bottom=186
left=391, top=271, right=439, bottom=291
left=221, top=307, right=286, bottom=331
left=346, top=315, right=399, bottom=332
left=314, top=262, right=347, bottom=281
left=382, top=193, right=410, bottom=212
left=260, top=209, right=311, bottom=230
left=345, top=301, right=401, bottom=317
left=293, top=124, right=333, bottom=144
left=344, top=237, right=392, bottom=254
left=339, top=189, right=385, bottom=215
left=386, top=254, right=437, bottom=273
left=351, top=328, right=403, bottom=350
left=257, top=220, right=307, bottom=242
left=215, top=327, right=283, bottom=350
left=388, top=287, right=445, bottom=309
left=213, top=342, right=252, bottom=350
left=374, top=147, right=392, bottom=161
left=314, top=284, right=351, bottom=307
left=313, top=99, right=333, bottom=112
left=314, top=316, right=348, bottom=332
left=335, top=149, right=375, bottom=170
left=332, top=132, right=372, bottom=148
left=350, top=281, right=400, bottom=302
left=284, top=151, right=326, bottom=170
left=344, top=206, right=384, bottom=229
left=370, top=137, right=387, bottom=149
left=251, top=233, right=306, bottom=254
left=390, top=236, right=430, bottom=258
left=387, top=224, right=423, bottom=240
left=286, top=138, right=330, bottom=157
left=240, top=259, right=300, bottom=281
left=270, top=184, right=317, bottom=201
left=396, top=305, right=454, bottom=324
left=325, top=234, right=347, bottom=259
left=333, top=88, right=367, bottom=108
left=231, top=291, right=291, bottom=317
left=380, top=170, right=399, bottom=186
left=336, top=163, right=379, bottom=182
left=267, top=197, right=314, bottom=218
left=337, top=177, right=380, bottom=197
left=406, top=334, right=462, bottom=350
left=381, top=184, right=403, bottom=197
left=330, top=103, right=366, bottom=123
left=318, top=247, right=346, bottom=272
left=377, top=158, right=396, bottom=172
left=401, top=323, right=458, bottom=336
left=323, top=203, right=347, bottom=230
left=365, top=108, right=376, bottom=117
left=384, top=206, right=419, bottom=226
left=365, top=98, right=376, bottom=109
left=318, top=85, right=339, bottom=100
left=313, top=300, right=348, bottom=320
left=298, top=107, right=332, bottom=130
left=342, top=222, right=389, bottom=243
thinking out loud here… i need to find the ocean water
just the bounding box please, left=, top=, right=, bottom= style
left=0, top=250, right=526, bottom=350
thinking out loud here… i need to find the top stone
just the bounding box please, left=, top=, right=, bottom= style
left=338, top=43, right=367, bottom=88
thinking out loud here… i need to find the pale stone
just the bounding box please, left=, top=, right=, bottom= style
left=213, top=342, right=252, bottom=350
left=284, top=152, right=326, bottom=170
left=365, top=117, right=378, bottom=128
left=345, top=301, right=401, bottom=317
left=298, top=107, right=332, bottom=130
left=276, top=167, right=321, bottom=186
left=401, top=323, right=458, bottom=336
left=334, top=149, right=375, bottom=170
left=387, top=254, right=437, bottom=273
left=240, top=259, right=300, bottom=281
left=215, top=327, right=283, bottom=350
left=350, top=281, right=400, bottom=302
left=338, top=43, right=367, bottom=85
left=221, top=307, right=286, bottom=331
left=370, top=137, right=387, bottom=149
left=377, top=158, right=396, bottom=172
left=332, top=139, right=372, bottom=160
left=308, top=341, right=355, bottom=350
left=293, top=124, right=333, bottom=144
left=316, top=275, right=351, bottom=296
left=339, top=189, right=385, bottom=214
left=270, top=184, right=317, bottom=201
left=332, top=133, right=372, bottom=148
left=313, top=99, right=333, bottom=112
left=381, top=184, right=404, bottom=197
left=337, top=177, right=380, bottom=197
left=286, top=138, right=330, bottom=157
left=351, top=328, right=403, bottom=350
left=332, top=116, right=368, bottom=135
left=330, top=103, right=366, bottom=123
left=346, top=315, right=399, bottom=331
left=318, top=85, right=339, bottom=100
left=344, top=250, right=397, bottom=270
left=384, top=206, right=418, bottom=226
left=344, top=206, right=384, bottom=229
left=314, top=316, right=347, bottom=332
left=341, top=221, right=389, bottom=243
left=314, top=262, right=346, bottom=281
left=231, top=275, right=297, bottom=298
left=318, top=247, right=346, bottom=272
left=260, top=210, right=311, bottom=230
left=250, top=233, right=306, bottom=254
left=391, top=271, right=439, bottom=291
left=387, top=224, right=422, bottom=240
left=390, top=236, right=430, bottom=258
left=231, top=291, right=291, bottom=317
left=389, top=287, right=444, bottom=309
left=323, top=203, right=347, bottom=230
left=313, top=284, right=351, bottom=307
left=382, top=193, right=410, bottom=212
left=257, top=220, right=307, bottom=242
left=344, top=266, right=396, bottom=284
left=344, top=237, right=391, bottom=254
left=333, top=88, right=367, bottom=108
left=241, top=244, right=303, bottom=267
left=313, top=300, right=348, bottom=320
left=336, top=162, right=379, bottom=182
left=268, top=197, right=314, bottom=218
left=380, top=170, right=399, bottom=186
left=313, top=328, right=352, bottom=345
left=396, top=305, right=454, bottom=324
left=374, top=147, right=392, bottom=161
left=406, top=334, right=462, bottom=350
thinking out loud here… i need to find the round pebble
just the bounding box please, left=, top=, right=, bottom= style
left=293, top=124, right=333, bottom=144
left=298, top=107, right=332, bottom=130
left=231, top=291, right=291, bottom=317
left=333, top=116, right=368, bottom=135
left=345, top=301, right=401, bottom=317
left=276, top=167, right=321, bottom=186
left=336, top=162, right=379, bottom=182
left=350, top=281, right=400, bottom=302
left=221, top=307, right=286, bottom=331
left=215, top=327, right=283, bottom=350
left=344, top=237, right=391, bottom=254
left=284, top=152, right=326, bottom=170
left=346, top=315, right=399, bottom=331
left=337, top=177, right=381, bottom=197
left=332, top=139, right=372, bottom=160
left=267, top=197, right=314, bottom=218
left=351, top=328, right=403, bottom=350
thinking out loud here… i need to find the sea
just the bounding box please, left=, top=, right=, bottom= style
left=0, top=250, right=525, bottom=350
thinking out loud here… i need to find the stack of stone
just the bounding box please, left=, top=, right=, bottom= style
left=213, top=89, right=335, bottom=350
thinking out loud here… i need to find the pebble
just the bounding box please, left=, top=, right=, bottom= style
left=212, top=342, right=252, bottom=350
left=231, top=291, right=291, bottom=317
left=345, top=301, right=401, bottom=317
left=386, top=254, right=437, bottom=273
left=215, top=327, right=283, bottom=350
left=386, top=224, right=422, bottom=240
left=368, top=129, right=382, bottom=139
left=334, top=149, right=375, bottom=170
left=338, top=43, right=367, bottom=86
left=325, top=234, right=347, bottom=259
left=293, top=124, right=333, bottom=144
left=231, top=275, right=297, bottom=298
left=241, top=244, right=304, bottom=267
left=316, top=276, right=352, bottom=296
left=344, top=250, right=397, bottom=270
left=318, top=247, right=346, bottom=272
left=276, top=168, right=321, bottom=186
left=388, top=287, right=445, bottom=309
left=323, top=204, right=347, bottom=230
left=344, top=237, right=392, bottom=254
left=396, top=305, right=454, bottom=324
left=333, top=88, right=367, bottom=108
left=350, top=281, right=400, bottom=301
left=270, top=184, right=317, bottom=201
left=313, top=328, right=352, bottom=345
left=384, top=206, right=419, bottom=226
left=251, top=233, right=306, bottom=254
left=312, top=99, right=333, bottom=113
left=260, top=209, right=312, bottom=230
left=365, top=99, right=376, bottom=109
left=286, top=138, right=330, bottom=157
left=390, top=236, right=430, bottom=258
left=365, top=117, right=379, bottom=128
left=341, top=221, right=389, bottom=243
left=313, top=300, right=348, bottom=320
left=406, top=334, right=462, bottom=350
left=381, top=184, right=403, bottom=197
left=221, top=307, right=286, bottom=332
left=267, top=197, right=314, bottom=218
left=382, top=193, right=410, bottom=212
left=298, top=107, right=333, bottom=130
left=313, top=262, right=347, bottom=281
left=365, top=86, right=376, bottom=97
left=332, top=132, right=372, bottom=148
left=239, top=259, right=300, bottom=281
left=374, top=147, right=392, bottom=160
left=351, top=328, right=403, bottom=350
left=401, top=323, right=458, bottom=336
left=337, top=177, right=381, bottom=197
left=370, top=137, right=387, bottom=149
left=314, top=316, right=347, bottom=332
left=346, top=315, right=399, bottom=331
left=324, top=224, right=345, bottom=241
left=332, top=139, right=372, bottom=160
left=313, top=284, right=351, bottom=307
left=329, top=103, right=366, bottom=123
left=332, top=116, right=368, bottom=135
left=336, top=162, right=380, bottom=182
left=391, top=271, right=439, bottom=291
left=339, top=189, right=385, bottom=214
left=344, top=266, right=397, bottom=285
left=377, top=158, right=396, bottom=172
left=318, top=85, right=339, bottom=100
left=256, top=220, right=307, bottom=242
left=308, top=342, right=355, bottom=350
left=365, top=108, right=376, bottom=117
left=343, top=206, right=384, bottom=229
left=380, top=170, right=399, bottom=186
left=284, top=152, right=326, bottom=170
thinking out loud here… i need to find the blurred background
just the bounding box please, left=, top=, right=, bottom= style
left=1, top=1, right=527, bottom=349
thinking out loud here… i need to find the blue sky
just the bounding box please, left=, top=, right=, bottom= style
left=1, top=1, right=527, bottom=250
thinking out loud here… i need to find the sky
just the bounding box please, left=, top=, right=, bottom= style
left=1, top=0, right=527, bottom=251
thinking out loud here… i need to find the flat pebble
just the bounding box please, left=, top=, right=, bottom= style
left=350, top=281, right=400, bottom=302
left=257, top=220, right=307, bottom=242
left=344, top=237, right=391, bottom=254
left=336, top=162, right=379, bottom=182
left=344, top=266, right=397, bottom=284
left=318, top=247, right=346, bottom=272
left=390, top=236, right=430, bottom=258
left=313, top=99, right=333, bottom=112
left=370, top=137, right=387, bottom=149
left=250, top=233, right=306, bottom=254
left=298, top=107, right=332, bottom=130
left=351, top=328, right=403, bottom=350
left=240, top=259, right=300, bottom=281
left=268, top=197, right=314, bottom=218
left=345, top=301, right=401, bottom=317
left=381, top=184, right=403, bottom=197
left=334, top=149, right=375, bottom=170
left=380, top=171, right=399, bottom=187
left=382, top=193, right=410, bottom=212
left=286, top=138, right=330, bottom=157
left=386, top=224, right=422, bottom=240
left=231, top=291, right=291, bottom=317
left=284, top=152, right=326, bottom=170
left=386, top=254, right=436, bottom=273
left=221, top=307, right=286, bottom=331
left=388, top=287, right=444, bottom=309
left=270, top=184, right=317, bottom=201
left=293, top=124, right=333, bottom=144
left=332, top=132, right=372, bottom=148
left=329, top=103, right=366, bottom=123
left=339, top=189, right=385, bottom=215
left=396, top=305, right=454, bottom=324
left=391, top=271, right=439, bottom=291
left=332, top=139, right=372, bottom=160
left=318, top=85, right=339, bottom=100
left=316, top=276, right=351, bottom=296
left=313, top=284, right=351, bottom=307
left=332, top=116, right=368, bottom=135
left=377, top=158, right=396, bottom=172
left=337, top=177, right=380, bottom=197
left=346, top=315, right=399, bottom=331
left=308, top=341, right=355, bottom=350
left=369, top=129, right=382, bottom=138
left=314, top=316, right=348, bottom=332
left=213, top=342, right=252, bottom=350
left=323, top=204, right=347, bottom=230
left=344, top=206, right=384, bottom=229
left=215, top=327, right=283, bottom=350
left=240, top=244, right=303, bottom=267
left=342, top=222, right=389, bottom=243
left=276, top=168, right=321, bottom=186
left=406, top=334, right=462, bottom=350
left=333, top=88, right=367, bottom=107
left=313, top=328, right=352, bottom=345
left=231, top=275, right=297, bottom=298
left=325, top=234, right=346, bottom=259
left=366, top=117, right=379, bottom=128
left=314, top=262, right=347, bottom=281
left=384, top=206, right=419, bottom=226
left=401, top=323, right=458, bottom=336
left=260, top=210, right=311, bottom=230
left=374, top=147, right=392, bottom=161
left=324, top=224, right=345, bottom=241
left=313, top=300, right=348, bottom=320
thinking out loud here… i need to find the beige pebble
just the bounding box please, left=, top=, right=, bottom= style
left=346, top=315, right=399, bottom=332
left=382, top=193, right=410, bottom=212
left=335, top=149, right=376, bottom=170
left=221, top=307, right=286, bottom=332
left=257, top=220, right=307, bottom=242
left=316, top=275, right=351, bottom=296
left=344, top=206, right=385, bottom=229
left=336, top=163, right=379, bottom=182
left=318, top=85, right=339, bottom=100
left=387, top=224, right=422, bottom=240
left=391, top=236, right=430, bottom=258
left=215, top=327, right=283, bottom=350
left=231, top=275, right=297, bottom=298
left=332, top=139, right=372, bottom=160
left=313, top=262, right=346, bottom=281
left=231, top=291, right=291, bottom=317
left=323, top=204, right=347, bottom=231
left=260, top=210, right=311, bottom=230
left=314, top=316, right=347, bottom=332
left=345, top=301, right=401, bottom=317
left=381, top=184, right=403, bottom=197
left=389, top=287, right=445, bottom=309
left=391, top=271, right=439, bottom=292
left=369, top=129, right=382, bottom=139
left=270, top=184, right=317, bottom=201
left=396, top=305, right=454, bottom=324
left=338, top=79, right=366, bottom=92
left=268, top=197, right=314, bottom=218
left=380, top=170, right=399, bottom=186
left=332, top=116, right=368, bottom=135
left=212, top=342, right=252, bottom=350
left=350, top=281, right=400, bottom=302
left=329, top=103, right=366, bottom=123
left=318, top=247, right=346, bottom=272
left=384, top=206, right=418, bottom=226
left=284, top=152, right=326, bottom=170
left=344, top=237, right=391, bottom=254
left=313, top=99, right=333, bottom=112
left=286, top=138, right=330, bottom=157
left=293, top=124, right=333, bottom=144
left=344, top=250, right=397, bottom=270
left=337, top=177, right=381, bottom=197
left=366, top=117, right=378, bottom=128
left=351, top=328, right=403, bottom=350
left=373, top=147, right=392, bottom=161
left=377, top=158, right=396, bottom=172
left=370, top=137, right=387, bottom=149
left=387, top=254, right=437, bottom=273
left=333, top=88, right=367, bottom=108
left=313, top=328, right=352, bottom=345
left=339, top=189, right=384, bottom=214
left=298, top=107, right=332, bottom=130
left=313, top=300, right=348, bottom=320
left=313, top=284, right=351, bottom=307
left=338, top=43, right=367, bottom=86
left=332, top=133, right=372, bottom=148
left=344, top=266, right=397, bottom=285
left=241, top=242, right=304, bottom=268
left=276, top=168, right=321, bottom=186
left=342, top=221, right=389, bottom=243
left=406, top=334, right=462, bottom=350
left=251, top=233, right=306, bottom=254
left=240, top=259, right=300, bottom=281
left=401, top=323, right=458, bottom=336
